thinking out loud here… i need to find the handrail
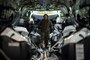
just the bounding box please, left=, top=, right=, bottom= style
left=0, top=49, right=11, bottom=60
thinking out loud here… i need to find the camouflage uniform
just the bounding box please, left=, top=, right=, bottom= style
left=38, top=19, right=53, bottom=48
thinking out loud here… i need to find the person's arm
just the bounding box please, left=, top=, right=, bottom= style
left=38, top=20, right=42, bottom=29
left=50, top=21, right=53, bottom=29
left=49, top=21, right=53, bottom=32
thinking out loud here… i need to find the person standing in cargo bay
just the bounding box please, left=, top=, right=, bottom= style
left=38, top=14, right=53, bottom=48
